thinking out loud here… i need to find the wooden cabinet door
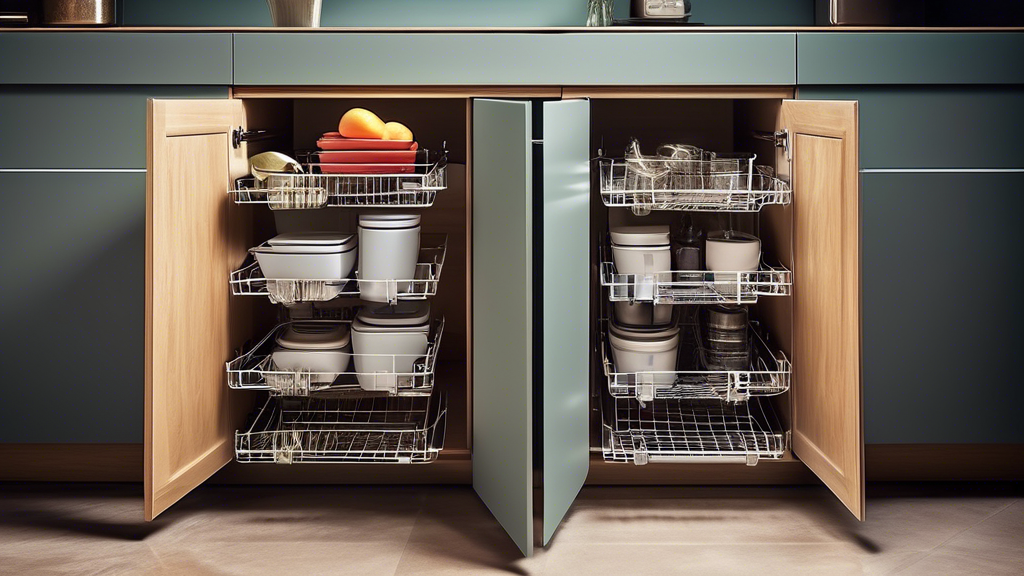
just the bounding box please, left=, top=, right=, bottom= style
left=781, top=100, right=865, bottom=520
left=541, top=98, right=591, bottom=546
left=471, top=99, right=535, bottom=556
left=145, top=99, right=253, bottom=520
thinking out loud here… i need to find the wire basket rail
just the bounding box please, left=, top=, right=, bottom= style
left=229, top=151, right=447, bottom=210
left=601, top=258, right=792, bottom=305
left=598, top=156, right=791, bottom=215
left=230, top=234, right=447, bottom=306
left=235, top=391, right=446, bottom=464
left=227, top=318, right=444, bottom=397
left=601, top=396, right=787, bottom=466
left=603, top=321, right=790, bottom=403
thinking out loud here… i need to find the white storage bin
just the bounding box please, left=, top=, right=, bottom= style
left=358, top=214, right=421, bottom=302
left=351, top=301, right=431, bottom=392
left=608, top=322, right=680, bottom=384
left=253, top=232, right=357, bottom=281
left=610, top=225, right=672, bottom=301
left=271, top=322, right=351, bottom=383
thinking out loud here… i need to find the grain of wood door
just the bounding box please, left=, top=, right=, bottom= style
left=145, top=99, right=254, bottom=520
left=781, top=100, right=865, bottom=520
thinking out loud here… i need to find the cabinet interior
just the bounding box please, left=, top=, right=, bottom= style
left=232, top=97, right=472, bottom=460
left=588, top=97, right=797, bottom=464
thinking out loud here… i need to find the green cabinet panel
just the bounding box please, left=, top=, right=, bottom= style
left=541, top=99, right=590, bottom=546
left=0, top=86, right=229, bottom=169
left=862, top=172, right=1024, bottom=444
left=0, top=172, right=144, bottom=443
left=799, top=86, right=1024, bottom=169
left=472, top=99, right=534, bottom=557
left=798, top=32, right=1024, bottom=85
left=234, top=33, right=796, bottom=86
left=0, top=33, right=232, bottom=85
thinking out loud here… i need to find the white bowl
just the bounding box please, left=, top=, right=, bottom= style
left=358, top=214, right=421, bottom=303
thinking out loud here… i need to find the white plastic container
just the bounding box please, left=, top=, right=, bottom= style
left=358, top=214, right=421, bottom=302
left=706, top=230, right=760, bottom=295
left=351, top=301, right=431, bottom=392
left=271, top=322, right=351, bottom=383
left=610, top=225, right=672, bottom=301
left=253, top=232, right=357, bottom=280
left=608, top=322, right=680, bottom=383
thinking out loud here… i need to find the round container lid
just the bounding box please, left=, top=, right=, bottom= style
left=706, top=230, right=759, bottom=245
left=276, top=322, right=350, bottom=350
left=268, top=232, right=357, bottom=247
left=609, top=326, right=680, bottom=354
left=609, top=321, right=679, bottom=343
left=359, top=213, right=422, bottom=230
left=355, top=301, right=431, bottom=327
left=610, top=225, right=671, bottom=247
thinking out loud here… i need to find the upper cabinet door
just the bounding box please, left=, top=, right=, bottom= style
left=472, top=99, right=535, bottom=556
left=541, top=99, right=591, bottom=546
left=781, top=100, right=865, bottom=520
left=146, top=99, right=253, bottom=521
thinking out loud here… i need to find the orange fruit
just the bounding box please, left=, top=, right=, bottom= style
left=382, top=121, right=414, bottom=141
left=338, top=108, right=386, bottom=139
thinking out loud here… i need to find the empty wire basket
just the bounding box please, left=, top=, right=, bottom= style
left=602, top=396, right=787, bottom=466
left=235, top=391, right=446, bottom=464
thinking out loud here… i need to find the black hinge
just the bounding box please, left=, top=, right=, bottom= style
left=232, top=127, right=275, bottom=149
left=753, top=129, right=790, bottom=162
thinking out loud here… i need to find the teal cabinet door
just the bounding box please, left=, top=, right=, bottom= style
left=472, top=99, right=534, bottom=557
left=541, top=99, right=591, bottom=545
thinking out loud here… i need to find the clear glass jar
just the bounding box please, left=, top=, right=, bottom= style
left=586, top=0, right=615, bottom=26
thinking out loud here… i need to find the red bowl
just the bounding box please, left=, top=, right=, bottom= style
left=315, top=150, right=418, bottom=163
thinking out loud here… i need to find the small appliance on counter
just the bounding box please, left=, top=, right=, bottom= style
left=613, top=0, right=694, bottom=25
left=41, top=0, right=114, bottom=26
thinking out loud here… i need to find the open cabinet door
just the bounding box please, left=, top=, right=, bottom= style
left=145, top=99, right=253, bottom=520
left=472, top=99, right=534, bottom=556
left=781, top=100, right=865, bottom=520
left=541, top=99, right=591, bottom=546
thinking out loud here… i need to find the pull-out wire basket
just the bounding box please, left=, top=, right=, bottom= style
left=602, top=396, right=787, bottom=466
left=229, top=151, right=447, bottom=210
left=601, top=254, right=792, bottom=306
left=598, top=155, right=791, bottom=214
left=603, top=320, right=790, bottom=403
left=235, top=391, right=446, bottom=464
left=230, top=234, right=447, bottom=305
left=227, top=318, right=444, bottom=397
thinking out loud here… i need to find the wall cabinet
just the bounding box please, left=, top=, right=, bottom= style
left=145, top=89, right=861, bottom=556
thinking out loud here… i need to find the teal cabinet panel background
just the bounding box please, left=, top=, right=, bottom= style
left=0, top=87, right=230, bottom=169
left=123, top=0, right=813, bottom=26
left=0, top=172, right=144, bottom=443
left=799, top=86, right=1024, bottom=169
left=861, top=172, right=1024, bottom=444
left=234, top=33, right=796, bottom=85
left=0, top=33, right=233, bottom=85
left=798, top=33, right=1024, bottom=85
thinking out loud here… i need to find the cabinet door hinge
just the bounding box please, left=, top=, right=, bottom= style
left=754, top=129, right=790, bottom=162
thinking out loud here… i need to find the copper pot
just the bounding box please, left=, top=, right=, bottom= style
left=42, top=0, right=113, bottom=26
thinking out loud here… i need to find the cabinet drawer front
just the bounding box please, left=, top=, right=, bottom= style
left=0, top=87, right=229, bottom=169
left=798, top=33, right=1024, bottom=85
left=0, top=172, right=144, bottom=443
left=799, top=87, right=1024, bottom=169
left=862, top=172, right=1024, bottom=444
left=0, top=33, right=232, bottom=85
left=233, top=33, right=796, bottom=86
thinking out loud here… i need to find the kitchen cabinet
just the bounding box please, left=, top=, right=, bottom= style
left=144, top=89, right=862, bottom=556
left=232, top=33, right=797, bottom=86
left=0, top=33, right=232, bottom=85
left=797, top=32, right=1024, bottom=85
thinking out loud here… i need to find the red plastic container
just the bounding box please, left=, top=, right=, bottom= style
left=317, top=135, right=418, bottom=151
left=317, top=163, right=416, bottom=174
left=315, top=150, right=418, bottom=163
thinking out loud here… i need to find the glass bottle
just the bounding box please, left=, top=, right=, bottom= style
left=586, top=0, right=615, bottom=26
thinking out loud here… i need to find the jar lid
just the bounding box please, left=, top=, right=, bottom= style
left=359, top=213, right=421, bottom=230
left=706, top=230, right=759, bottom=244
left=610, top=225, right=671, bottom=247
left=276, top=322, right=350, bottom=350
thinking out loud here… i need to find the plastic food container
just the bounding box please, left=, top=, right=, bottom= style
left=272, top=322, right=351, bottom=383
left=613, top=301, right=673, bottom=327
left=351, top=302, right=431, bottom=392
left=358, top=214, right=421, bottom=302
left=705, top=231, right=760, bottom=296
left=608, top=322, right=680, bottom=383
left=610, top=225, right=672, bottom=276
left=253, top=232, right=357, bottom=281
left=314, top=150, right=419, bottom=164
left=317, top=163, right=416, bottom=175
left=317, top=135, right=418, bottom=151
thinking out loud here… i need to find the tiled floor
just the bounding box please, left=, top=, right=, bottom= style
left=0, top=483, right=1020, bottom=575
